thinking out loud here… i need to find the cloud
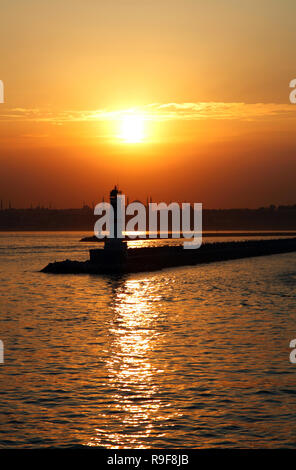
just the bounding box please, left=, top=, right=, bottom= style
left=0, top=102, right=295, bottom=123
left=144, top=102, right=296, bottom=121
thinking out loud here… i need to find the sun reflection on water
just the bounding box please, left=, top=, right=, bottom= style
left=88, top=277, right=182, bottom=448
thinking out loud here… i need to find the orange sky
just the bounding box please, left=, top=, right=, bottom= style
left=0, top=0, right=296, bottom=208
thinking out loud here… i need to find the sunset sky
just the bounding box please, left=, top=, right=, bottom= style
left=1, top=0, right=296, bottom=208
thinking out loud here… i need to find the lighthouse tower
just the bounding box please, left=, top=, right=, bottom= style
left=104, top=185, right=127, bottom=252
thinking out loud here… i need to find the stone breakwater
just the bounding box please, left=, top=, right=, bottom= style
left=41, top=237, right=296, bottom=275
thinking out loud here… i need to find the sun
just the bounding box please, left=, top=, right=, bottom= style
left=119, top=114, right=145, bottom=143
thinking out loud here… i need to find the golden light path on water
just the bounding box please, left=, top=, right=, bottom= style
left=88, top=277, right=182, bottom=448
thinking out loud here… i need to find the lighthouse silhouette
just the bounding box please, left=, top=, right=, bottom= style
left=104, top=185, right=127, bottom=252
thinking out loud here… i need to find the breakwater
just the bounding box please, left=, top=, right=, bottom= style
left=41, top=237, right=296, bottom=274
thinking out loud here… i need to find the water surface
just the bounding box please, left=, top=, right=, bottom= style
left=0, top=232, right=296, bottom=448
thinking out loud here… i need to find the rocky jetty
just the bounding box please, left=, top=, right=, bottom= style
left=41, top=237, right=296, bottom=275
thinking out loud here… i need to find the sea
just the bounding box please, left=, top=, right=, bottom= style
left=0, top=232, right=296, bottom=448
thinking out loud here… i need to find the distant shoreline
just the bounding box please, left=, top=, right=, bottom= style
left=1, top=229, right=296, bottom=237
left=1, top=206, right=296, bottom=232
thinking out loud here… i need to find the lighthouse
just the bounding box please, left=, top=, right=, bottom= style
left=104, top=185, right=127, bottom=252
